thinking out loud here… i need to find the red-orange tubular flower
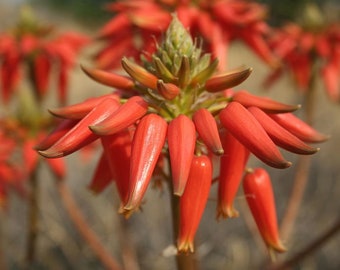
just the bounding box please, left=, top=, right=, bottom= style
left=217, top=130, right=250, bottom=219
left=178, top=155, right=212, bottom=253
left=38, top=16, right=326, bottom=252
left=168, top=115, right=196, bottom=196
left=96, top=0, right=276, bottom=70
left=243, top=168, right=286, bottom=253
left=0, top=7, right=89, bottom=105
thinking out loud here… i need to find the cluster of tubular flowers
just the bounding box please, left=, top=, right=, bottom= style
left=265, top=22, right=340, bottom=102
left=38, top=17, right=327, bottom=253
left=96, top=0, right=276, bottom=70
left=0, top=117, right=66, bottom=188
left=0, top=127, right=26, bottom=208
left=0, top=6, right=89, bottom=104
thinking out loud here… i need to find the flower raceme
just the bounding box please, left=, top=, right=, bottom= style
left=38, top=16, right=326, bottom=253
left=265, top=22, right=340, bottom=102
left=96, top=0, right=276, bottom=70
left=0, top=7, right=88, bottom=104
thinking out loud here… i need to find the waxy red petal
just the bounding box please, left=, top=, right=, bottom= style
left=81, top=65, right=135, bottom=90
left=49, top=94, right=119, bottom=120
left=39, top=98, right=120, bottom=158
left=193, top=108, right=224, bottom=155
left=243, top=168, right=286, bottom=253
left=97, top=13, right=131, bottom=39
left=217, top=130, right=250, bottom=219
left=124, top=114, right=167, bottom=211
left=130, top=8, right=171, bottom=31
left=269, top=113, right=329, bottom=143
left=33, top=53, right=51, bottom=97
left=101, top=129, right=133, bottom=207
left=219, top=102, right=291, bottom=169
left=168, top=115, right=196, bottom=196
left=88, top=153, right=114, bottom=194
left=178, top=155, right=212, bottom=253
left=35, top=119, right=79, bottom=151
left=322, top=63, right=340, bottom=102
left=248, top=107, right=319, bottom=154
left=23, top=139, right=39, bottom=175
left=232, top=90, right=300, bottom=113
left=90, top=96, right=148, bottom=135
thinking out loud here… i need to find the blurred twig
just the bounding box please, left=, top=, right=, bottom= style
left=0, top=211, right=7, bottom=270
left=279, top=155, right=311, bottom=243
left=26, top=166, right=39, bottom=265
left=56, top=180, right=122, bottom=270
left=268, top=217, right=340, bottom=270
left=279, top=60, right=318, bottom=244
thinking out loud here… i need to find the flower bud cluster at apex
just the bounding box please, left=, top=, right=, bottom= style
left=37, top=16, right=327, bottom=254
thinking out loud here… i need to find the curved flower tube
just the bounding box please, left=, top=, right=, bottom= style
left=243, top=168, right=286, bottom=253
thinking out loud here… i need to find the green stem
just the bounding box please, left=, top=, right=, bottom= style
left=25, top=166, right=39, bottom=265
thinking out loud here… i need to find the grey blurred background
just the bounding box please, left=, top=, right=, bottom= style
left=0, top=0, right=340, bottom=269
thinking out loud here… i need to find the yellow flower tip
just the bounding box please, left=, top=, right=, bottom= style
left=87, top=185, right=101, bottom=195
left=280, top=161, right=292, bottom=169
left=173, top=189, right=184, bottom=197
left=118, top=205, right=135, bottom=219
left=245, top=167, right=254, bottom=174
left=216, top=205, right=239, bottom=220
left=268, top=240, right=287, bottom=253
left=122, top=198, right=142, bottom=213
left=88, top=124, right=103, bottom=135
left=177, top=240, right=194, bottom=254
left=213, top=148, right=224, bottom=156
left=38, top=149, right=63, bottom=158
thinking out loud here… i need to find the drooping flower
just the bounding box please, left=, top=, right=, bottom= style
left=96, top=0, right=276, bottom=70
left=1, top=118, right=66, bottom=183
left=38, top=16, right=325, bottom=252
left=178, top=155, right=212, bottom=253
left=217, top=129, right=249, bottom=219
left=0, top=6, right=89, bottom=105
left=243, top=168, right=286, bottom=253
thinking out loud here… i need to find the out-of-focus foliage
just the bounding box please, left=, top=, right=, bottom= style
left=258, top=0, right=339, bottom=26
left=30, top=0, right=112, bottom=27
left=30, top=0, right=333, bottom=27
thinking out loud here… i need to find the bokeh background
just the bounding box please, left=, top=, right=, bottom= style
left=0, top=0, right=340, bottom=269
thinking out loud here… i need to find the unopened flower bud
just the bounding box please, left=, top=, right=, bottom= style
left=205, top=66, right=253, bottom=92
left=157, top=80, right=180, bottom=100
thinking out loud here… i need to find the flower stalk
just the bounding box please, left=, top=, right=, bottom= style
left=25, top=164, right=40, bottom=265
